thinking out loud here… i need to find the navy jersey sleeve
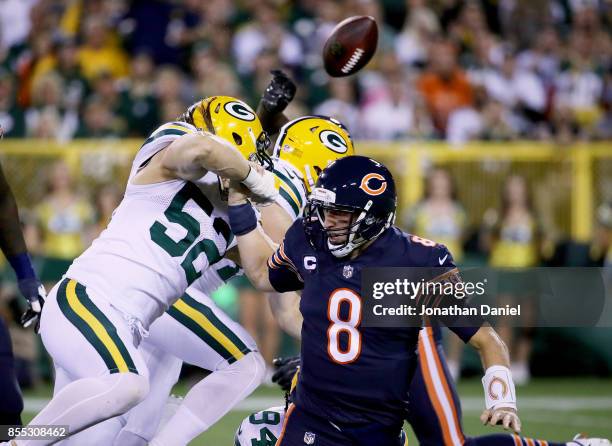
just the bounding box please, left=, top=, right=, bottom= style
left=425, top=243, right=483, bottom=343
left=268, top=220, right=305, bottom=293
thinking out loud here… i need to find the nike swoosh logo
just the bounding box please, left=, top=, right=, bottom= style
left=329, top=421, right=342, bottom=432
left=438, top=254, right=448, bottom=265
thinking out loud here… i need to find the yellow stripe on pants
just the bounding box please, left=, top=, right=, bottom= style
left=172, top=299, right=245, bottom=361
left=66, top=279, right=130, bottom=373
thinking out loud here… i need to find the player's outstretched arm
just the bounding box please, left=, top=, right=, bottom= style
left=136, top=131, right=277, bottom=202
left=469, top=326, right=522, bottom=433
left=227, top=186, right=277, bottom=292
left=0, top=162, right=46, bottom=328
left=160, top=131, right=250, bottom=181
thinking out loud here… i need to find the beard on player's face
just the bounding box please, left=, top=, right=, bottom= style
left=323, top=209, right=356, bottom=244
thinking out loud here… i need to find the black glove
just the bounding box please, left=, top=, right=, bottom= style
left=260, top=70, right=297, bottom=114
left=18, top=277, right=46, bottom=331
left=272, top=355, right=300, bottom=392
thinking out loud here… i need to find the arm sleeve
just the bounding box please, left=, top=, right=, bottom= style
left=268, top=243, right=304, bottom=292
left=267, top=221, right=305, bottom=293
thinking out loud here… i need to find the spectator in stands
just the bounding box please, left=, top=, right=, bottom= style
left=232, top=1, right=302, bottom=75
left=481, top=175, right=542, bottom=385
left=90, top=183, right=122, bottom=240
left=155, top=65, right=190, bottom=114
left=554, top=30, right=604, bottom=139
left=395, top=0, right=440, bottom=69
left=291, top=0, right=344, bottom=72
left=361, top=71, right=417, bottom=140
left=191, top=43, right=242, bottom=100
left=55, top=38, right=90, bottom=112
left=74, top=97, right=122, bottom=138
left=447, top=0, right=490, bottom=65
left=516, top=27, right=561, bottom=87
left=87, top=71, right=128, bottom=134
left=25, top=72, right=77, bottom=141
left=28, top=160, right=94, bottom=286
left=447, top=86, right=517, bottom=145
left=0, top=0, right=36, bottom=51
left=0, top=71, right=25, bottom=137
left=160, top=99, right=186, bottom=124
left=404, top=167, right=467, bottom=262
left=121, top=52, right=159, bottom=137
left=77, top=16, right=129, bottom=81
left=418, top=39, right=473, bottom=136
left=314, top=78, right=360, bottom=136
left=481, top=51, right=547, bottom=135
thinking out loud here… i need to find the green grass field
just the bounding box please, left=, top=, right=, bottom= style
left=23, top=378, right=612, bottom=445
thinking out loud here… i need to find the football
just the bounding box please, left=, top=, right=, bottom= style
left=323, top=15, right=378, bottom=77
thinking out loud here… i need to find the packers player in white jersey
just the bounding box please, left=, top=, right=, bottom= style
left=4, top=97, right=277, bottom=446
left=54, top=96, right=273, bottom=446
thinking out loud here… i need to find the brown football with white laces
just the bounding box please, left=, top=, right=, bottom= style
left=323, top=15, right=378, bottom=77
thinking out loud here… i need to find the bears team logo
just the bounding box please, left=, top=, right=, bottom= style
left=488, top=377, right=508, bottom=400
left=223, top=101, right=256, bottom=121
left=359, top=173, right=387, bottom=196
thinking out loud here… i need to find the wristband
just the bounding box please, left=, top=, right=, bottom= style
left=228, top=202, right=258, bottom=235
left=7, top=252, right=36, bottom=281
left=482, top=365, right=517, bottom=410
left=241, top=166, right=261, bottom=189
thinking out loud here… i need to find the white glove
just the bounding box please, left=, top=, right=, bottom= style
left=241, top=165, right=278, bottom=204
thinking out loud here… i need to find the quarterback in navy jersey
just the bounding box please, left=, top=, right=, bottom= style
left=228, top=156, right=521, bottom=445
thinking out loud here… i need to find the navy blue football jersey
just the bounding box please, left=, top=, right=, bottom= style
left=268, top=220, right=480, bottom=427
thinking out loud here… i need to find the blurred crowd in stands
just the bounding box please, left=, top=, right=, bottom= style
left=0, top=0, right=610, bottom=145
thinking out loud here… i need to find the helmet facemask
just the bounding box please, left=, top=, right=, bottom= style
left=304, top=192, right=394, bottom=258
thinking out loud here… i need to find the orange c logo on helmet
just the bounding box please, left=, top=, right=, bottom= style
left=360, top=173, right=387, bottom=196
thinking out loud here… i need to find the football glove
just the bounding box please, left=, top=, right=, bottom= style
left=272, top=355, right=300, bottom=392
left=260, top=70, right=296, bottom=114
left=18, top=277, right=46, bottom=331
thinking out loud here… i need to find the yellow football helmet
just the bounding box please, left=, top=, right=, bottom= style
left=181, top=95, right=271, bottom=162
left=273, top=116, right=355, bottom=192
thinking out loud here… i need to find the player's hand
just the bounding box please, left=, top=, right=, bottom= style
left=480, top=407, right=521, bottom=433
left=18, top=277, right=46, bottom=332
left=272, top=355, right=300, bottom=392
left=241, top=162, right=278, bottom=204
left=228, top=179, right=249, bottom=205
left=260, top=70, right=296, bottom=114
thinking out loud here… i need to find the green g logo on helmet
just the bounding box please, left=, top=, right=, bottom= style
left=181, top=96, right=269, bottom=162
left=273, top=116, right=355, bottom=192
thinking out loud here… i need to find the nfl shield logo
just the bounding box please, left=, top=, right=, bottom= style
left=304, top=432, right=316, bottom=445
left=343, top=265, right=353, bottom=279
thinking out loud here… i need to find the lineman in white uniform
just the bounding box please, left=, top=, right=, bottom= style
left=6, top=99, right=277, bottom=446
left=118, top=111, right=353, bottom=446
left=81, top=111, right=355, bottom=446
